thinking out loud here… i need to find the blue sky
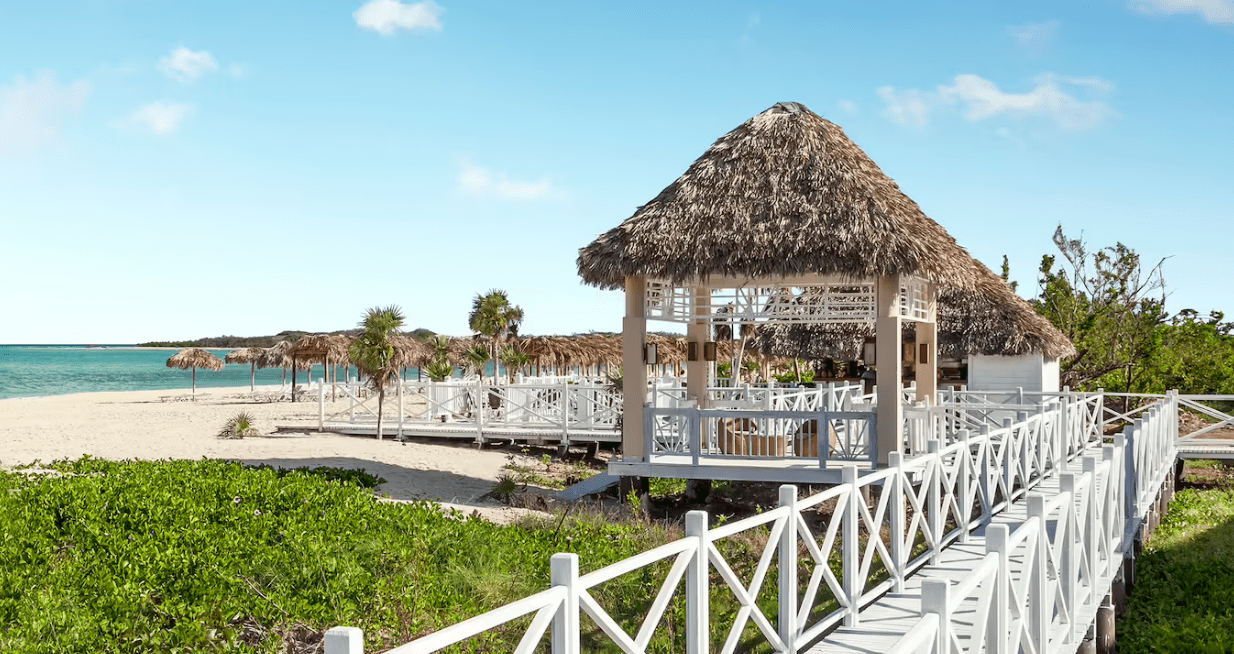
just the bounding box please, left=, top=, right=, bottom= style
left=1, top=0, right=1230, bottom=344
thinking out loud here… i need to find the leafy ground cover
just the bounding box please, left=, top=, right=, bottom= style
left=1120, top=460, right=1234, bottom=654
left=3, top=457, right=841, bottom=653
left=0, top=457, right=692, bottom=653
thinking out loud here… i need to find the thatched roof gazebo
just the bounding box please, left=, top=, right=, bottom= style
left=225, top=347, right=265, bottom=392
left=166, top=348, right=224, bottom=398
left=578, top=101, right=1026, bottom=466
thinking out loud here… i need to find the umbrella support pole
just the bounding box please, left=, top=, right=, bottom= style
left=397, top=379, right=404, bottom=440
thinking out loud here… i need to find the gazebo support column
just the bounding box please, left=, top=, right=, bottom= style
left=686, top=287, right=708, bottom=408
left=876, top=275, right=903, bottom=466
left=621, top=276, right=648, bottom=461
left=915, top=285, right=938, bottom=403
left=685, top=286, right=713, bottom=503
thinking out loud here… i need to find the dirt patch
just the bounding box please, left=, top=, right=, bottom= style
left=1180, top=461, right=1234, bottom=490
left=1179, top=411, right=1234, bottom=439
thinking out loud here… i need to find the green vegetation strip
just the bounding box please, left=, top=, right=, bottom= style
left=2, top=458, right=824, bottom=653
left=1120, top=461, right=1234, bottom=654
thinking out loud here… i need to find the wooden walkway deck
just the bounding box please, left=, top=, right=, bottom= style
left=809, top=451, right=1108, bottom=654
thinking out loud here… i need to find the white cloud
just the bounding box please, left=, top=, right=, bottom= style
left=0, top=72, right=90, bottom=157
left=837, top=99, right=858, bottom=113
left=877, top=86, right=934, bottom=128
left=458, top=161, right=557, bottom=200
left=157, top=47, right=219, bottom=83
left=1008, top=20, right=1060, bottom=49
left=354, top=0, right=444, bottom=35
left=127, top=101, right=194, bottom=134
left=1130, top=0, right=1234, bottom=23
left=879, top=73, right=1115, bottom=131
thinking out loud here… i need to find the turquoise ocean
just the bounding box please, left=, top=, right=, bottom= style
left=0, top=346, right=357, bottom=401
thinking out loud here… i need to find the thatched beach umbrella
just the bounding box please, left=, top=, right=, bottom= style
left=166, top=348, right=224, bottom=398
left=225, top=347, right=265, bottom=392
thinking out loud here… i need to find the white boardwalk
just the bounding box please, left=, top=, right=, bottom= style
left=323, top=391, right=1180, bottom=654
left=811, top=453, right=1112, bottom=654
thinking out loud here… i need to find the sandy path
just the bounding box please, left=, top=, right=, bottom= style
left=0, top=386, right=541, bottom=523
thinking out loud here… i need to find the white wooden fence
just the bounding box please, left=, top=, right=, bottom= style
left=321, top=390, right=1184, bottom=654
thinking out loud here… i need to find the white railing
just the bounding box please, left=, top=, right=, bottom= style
left=323, top=378, right=621, bottom=443
left=645, top=407, right=877, bottom=464
left=887, top=394, right=1177, bottom=654
left=327, top=391, right=1129, bottom=654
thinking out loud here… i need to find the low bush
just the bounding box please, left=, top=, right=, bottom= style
left=1120, top=462, right=1234, bottom=654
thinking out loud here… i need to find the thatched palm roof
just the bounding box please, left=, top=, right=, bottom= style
left=166, top=348, right=224, bottom=371
left=578, top=101, right=982, bottom=291
left=289, top=335, right=335, bottom=362
left=936, top=266, right=1075, bottom=360
left=258, top=341, right=314, bottom=371
left=391, top=334, right=432, bottom=368
left=224, top=347, right=264, bottom=364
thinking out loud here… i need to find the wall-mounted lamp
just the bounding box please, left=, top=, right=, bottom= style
left=918, top=343, right=930, bottom=365
left=644, top=343, right=658, bottom=365
left=687, top=341, right=699, bottom=361
left=703, top=341, right=717, bottom=362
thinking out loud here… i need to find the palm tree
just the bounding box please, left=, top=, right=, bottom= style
left=463, top=344, right=490, bottom=378
left=348, top=305, right=405, bottom=440
left=499, top=344, right=531, bottom=382
left=468, top=289, right=524, bottom=380
left=424, top=335, right=454, bottom=381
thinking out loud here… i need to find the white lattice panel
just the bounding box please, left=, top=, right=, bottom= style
left=644, top=280, right=694, bottom=322
left=899, top=278, right=931, bottom=322
left=644, top=280, right=879, bottom=325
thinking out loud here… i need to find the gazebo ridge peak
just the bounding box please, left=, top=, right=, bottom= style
left=577, top=101, right=985, bottom=292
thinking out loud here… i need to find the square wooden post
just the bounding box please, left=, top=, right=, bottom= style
left=622, top=276, right=648, bottom=460
left=686, top=286, right=708, bottom=408
left=876, top=275, right=903, bottom=466
left=915, top=282, right=938, bottom=403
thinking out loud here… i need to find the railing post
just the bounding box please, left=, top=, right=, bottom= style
left=980, top=425, right=993, bottom=519
left=691, top=408, right=702, bottom=466
left=1028, top=494, right=1049, bottom=654
left=986, top=524, right=1009, bottom=654
left=325, top=626, right=364, bottom=654
left=1017, top=412, right=1031, bottom=489
left=927, top=439, right=943, bottom=565
left=475, top=378, right=486, bottom=446
left=1002, top=418, right=1014, bottom=499
left=888, top=450, right=906, bottom=593
left=958, top=429, right=972, bottom=542
left=397, top=376, right=404, bottom=440
left=1059, top=473, right=1078, bottom=641
left=562, top=381, right=571, bottom=449
left=779, top=485, right=799, bottom=653
left=685, top=511, right=710, bottom=654
left=1102, top=444, right=1119, bottom=575
left=1083, top=457, right=1101, bottom=598
left=843, top=465, right=861, bottom=627
left=1058, top=393, right=1070, bottom=471
left=921, top=578, right=951, bottom=654
left=1124, top=424, right=1138, bottom=532
left=551, top=553, right=580, bottom=654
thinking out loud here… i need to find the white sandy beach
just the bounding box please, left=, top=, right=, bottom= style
left=0, top=385, right=545, bottom=523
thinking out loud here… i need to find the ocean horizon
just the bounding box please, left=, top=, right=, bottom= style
left=0, top=345, right=403, bottom=400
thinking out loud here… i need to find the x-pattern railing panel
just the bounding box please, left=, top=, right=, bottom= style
left=378, top=394, right=1182, bottom=654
